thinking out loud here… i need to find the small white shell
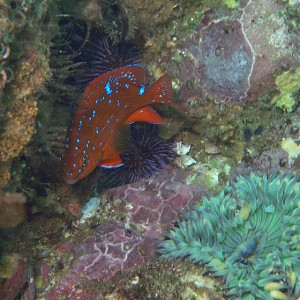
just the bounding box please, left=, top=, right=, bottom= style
left=181, top=155, right=197, bottom=166
left=80, top=197, right=100, bottom=222
left=175, top=141, right=191, bottom=156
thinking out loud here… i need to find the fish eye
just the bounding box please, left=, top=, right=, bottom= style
left=82, top=156, right=89, bottom=168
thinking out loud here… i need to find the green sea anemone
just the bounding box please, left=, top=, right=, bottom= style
left=160, top=173, right=300, bottom=299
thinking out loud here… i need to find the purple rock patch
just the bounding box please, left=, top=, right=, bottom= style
left=71, top=221, right=157, bottom=281
left=44, top=167, right=203, bottom=298
left=178, top=18, right=254, bottom=104
left=194, top=19, right=254, bottom=102
left=110, top=166, right=200, bottom=236
left=70, top=167, right=201, bottom=282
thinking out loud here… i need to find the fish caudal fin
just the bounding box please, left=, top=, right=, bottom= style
left=152, top=75, right=174, bottom=100
left=151, top=75, right=187, bottom=116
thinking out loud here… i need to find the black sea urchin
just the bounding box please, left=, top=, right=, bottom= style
left=76, top=30, right=141, bottom=88
left=160, top=172, right=300, bottom=299
left=97, top=123, right=175, bottom=188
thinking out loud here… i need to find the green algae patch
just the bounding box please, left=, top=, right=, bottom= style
left=272, top=68, right=300, bottom=112
left=223, top=0, right=239, bottom=9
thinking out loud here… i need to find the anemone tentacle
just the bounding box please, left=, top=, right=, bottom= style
left=160, top=172, right=300, bottom=299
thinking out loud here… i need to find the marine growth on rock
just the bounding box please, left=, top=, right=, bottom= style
left=160, top=172, right=300, bottom=299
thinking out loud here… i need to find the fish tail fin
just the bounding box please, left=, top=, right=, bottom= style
left=152, top=75, right=187, bottom=117
left=152, top=75, right=174, bottom=100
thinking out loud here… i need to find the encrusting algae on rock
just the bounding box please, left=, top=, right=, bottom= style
left=0, top=99, right=38, bottom=161
left=0, top=193, right=27, bottom=228
left=0, top=48, right=50, bottom=186
left=272, top=68, right=300, bottom=112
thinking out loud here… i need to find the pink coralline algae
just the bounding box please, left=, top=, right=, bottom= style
left=0, top=260, right=30, bottom=300
left=187, top=19, right=254, bottom=103
left=71, top=167, right=201, bottom=280
left=241, top=0, right=298, bottom=100
left=110, top=166, right=201, bottom=236
left=164, top=0, right=298, bottom=107
left=72, top=221, right=157, bottom=281
left=44, top=167, right=202, bottom=298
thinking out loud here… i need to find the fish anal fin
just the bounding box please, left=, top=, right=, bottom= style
left=124, top=106, right=163, bottom=124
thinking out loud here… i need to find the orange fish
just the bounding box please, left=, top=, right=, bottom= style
left=63, top=65, right=184, bottom=184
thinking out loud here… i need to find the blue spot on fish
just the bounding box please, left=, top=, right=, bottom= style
left=105, top=82, right=113, bottom=95
left=139, top=85, right=145, bottom=95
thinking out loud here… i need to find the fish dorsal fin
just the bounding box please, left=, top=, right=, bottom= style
left=86, top=65, right=146, bottom=98
left=99, top=126, right=129, bottom=168
left=124, top=106, right=164, bottom=124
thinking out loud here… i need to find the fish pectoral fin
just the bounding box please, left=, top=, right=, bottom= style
left=124, top=106, right=164, bottom=124
left=110, top=125, right=130, bottom=153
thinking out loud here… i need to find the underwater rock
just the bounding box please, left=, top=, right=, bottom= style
left=234, top=147, right=290, bottom=177
left=161, top=0, right=299, bottom=111
left=109, top=166, right=202, bottom=236
left=188, top=18, right=254, bottom=103
left=43, top=166, right=203, bottom=297
left=241, top=0, right=299, bottom=102
left=0, top=258, right=28, bottom=300
left=0, top=48, right=49, bottom=188
left=163, top=15, right=254, bottom=105
left=0, top=193, right=27, bottom=228
left=72, top=221, right=157, bottom=281
left=0, top=99, right=38, bottom=162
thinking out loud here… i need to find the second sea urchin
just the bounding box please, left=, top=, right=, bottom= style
left=160, top=172, right=300, bottom=299
left=98, top=123, right=175, bottom=188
